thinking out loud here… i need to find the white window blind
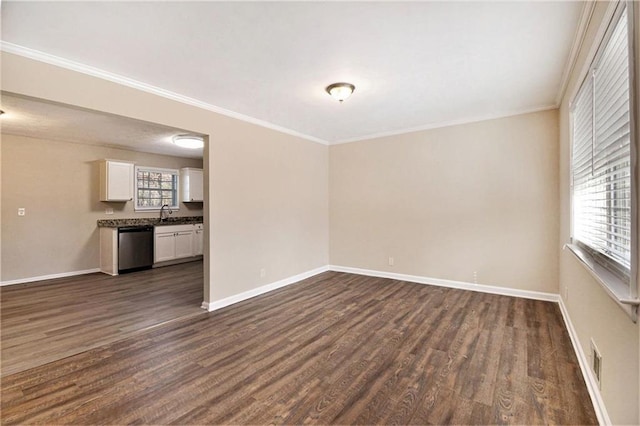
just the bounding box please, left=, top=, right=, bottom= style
left=571, top=4, right=631, bottom=275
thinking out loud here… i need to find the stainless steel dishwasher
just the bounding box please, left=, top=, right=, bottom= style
left=118, top=225, right=154, bottom=273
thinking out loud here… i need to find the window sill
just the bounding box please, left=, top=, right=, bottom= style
left=134, top=208, right=180, bottom=212
left=564, top=244, right=638, bottom=322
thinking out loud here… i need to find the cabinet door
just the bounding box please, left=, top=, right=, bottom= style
left=189, top=169, right=204, bottom=202
left=155, top=233, right=175, bottom=263
left=174, top=231, right=194, bottom=259
left=193, top=229, right=204, bottom=256
left=181, top=168, right=204, bottom=202
left=106, top=161, right=133, bottom=201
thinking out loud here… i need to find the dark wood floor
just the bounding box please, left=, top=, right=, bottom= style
left=1, top=261, right=204, bottom=376
left=1, top=270, right=596, bottom=425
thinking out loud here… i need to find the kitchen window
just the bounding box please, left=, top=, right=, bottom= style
left=569, top=1, right=638, bottom=319
left=134, top=167, right=179, bottom=211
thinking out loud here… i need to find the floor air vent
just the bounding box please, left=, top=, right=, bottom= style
left=590, top=338, right=602, bottom=388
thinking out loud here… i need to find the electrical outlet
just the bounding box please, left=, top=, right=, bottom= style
left=105, top=208, right=114, bottom=215
left=564, top=286, right=569, bottom=302
left=260, top=268, right=266, bottom=278
left=17, top=208, right=25, bottom=216
left=388, top=257, right=394, bottom=266
left=473, top=271, right=478, bottom=284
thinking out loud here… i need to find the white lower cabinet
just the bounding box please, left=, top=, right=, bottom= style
left=175, top=231, right=194, bottom=258
left=155, top=232, right=178, bottom=263
left=154, top=223, right=203, bottom=263
left=193, top=224, right=204, bottom=256
left=99, top=228, right=119, bottom=275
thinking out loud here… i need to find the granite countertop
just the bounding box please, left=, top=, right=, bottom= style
left=97, top=216, right=204, bottom=228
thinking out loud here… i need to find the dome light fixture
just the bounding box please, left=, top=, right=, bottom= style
left=325, top=82, right=355, bottom=103
left=172, top=135, right=204, bottom=149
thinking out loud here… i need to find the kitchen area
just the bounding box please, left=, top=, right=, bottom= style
left=1, top=93, right=208, bottom=284
left=96, top=160, right=204, bottom=275
left=1, top=93, right=208, bottom=376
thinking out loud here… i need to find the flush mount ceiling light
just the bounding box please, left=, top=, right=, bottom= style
left=325, top=82, right=355, bottom=103
left=172, top=135, right=204, bottom=149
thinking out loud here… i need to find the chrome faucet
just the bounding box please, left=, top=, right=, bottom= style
left=160, top=204, right=173, bottom=222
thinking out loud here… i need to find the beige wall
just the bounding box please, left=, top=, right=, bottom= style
left=210, top=123, right=329, bottom=298
left=1, top=52, right=330, bottom=302
left=4, top=8, right=639, bottom=420
left=330, top=109, right=559, bottom=293
left=1, top=134, right=203, bottom=281
left=558, top=2, right=639, bottom=425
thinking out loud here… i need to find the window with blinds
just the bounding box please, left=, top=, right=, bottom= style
left=571, top=3, right=632, bottom=279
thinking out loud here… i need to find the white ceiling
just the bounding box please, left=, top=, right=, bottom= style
left=1, top=1, right=584, bottom=144
left=1, top=94, right=204, bottom=159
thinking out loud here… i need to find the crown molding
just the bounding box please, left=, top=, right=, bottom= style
left=0, top=41, right=329, bottom=146
left=330, top=104, right=558, bottom=145
left=555, top=1, right=596, bottom=106
left=1, top=41, right=567, bottom=148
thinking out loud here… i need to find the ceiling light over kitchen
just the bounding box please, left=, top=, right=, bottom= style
left=172, top=135, right=204, bottom=149
left=325, top=82, right=355, bottom=103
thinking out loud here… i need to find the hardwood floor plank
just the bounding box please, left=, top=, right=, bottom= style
left=1, top=271, right=597, bottom=425
left=526, top=377, right=564, bottom=424
left=1, top=261, right=205, bottom=377
left=458, top=326, right=504, bottom=406
left=492, top=325, right=530, bottom=424
left=334, top=289, right=446, bottom=424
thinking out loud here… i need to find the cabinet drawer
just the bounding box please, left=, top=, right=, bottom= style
left=154, top=224, right=194, bottom=234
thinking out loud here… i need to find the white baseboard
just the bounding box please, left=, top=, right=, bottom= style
left=201, top=265, right=330, bottom=312
left=328, top=265, right=559, bottom=302
left=558, top=297, right=611, bottom=426
left=1, top=268, right=101, bottom=286
left=4, top=262, right=603, bottom=423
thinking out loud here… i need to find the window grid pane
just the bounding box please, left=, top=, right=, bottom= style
left=136, top=169, right=178, bottom=209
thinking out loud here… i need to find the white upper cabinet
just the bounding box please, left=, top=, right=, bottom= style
left=100, top=160, right=134, bottom=202
left=180, top=167, right=203, bottom=202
